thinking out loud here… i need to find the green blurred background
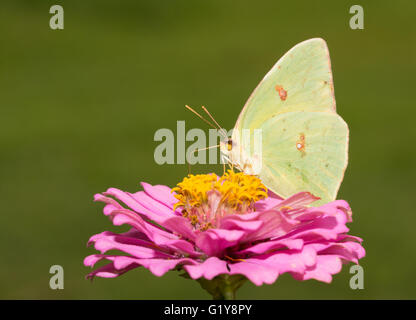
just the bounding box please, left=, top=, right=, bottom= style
left=1, top=0, right=415, bottom=299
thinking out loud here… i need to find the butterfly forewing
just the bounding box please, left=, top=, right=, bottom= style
left=235, top=38, right=336, bottom=131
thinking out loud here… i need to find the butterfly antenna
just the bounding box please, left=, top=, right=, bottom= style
left=201, top=106, right=228, bottom=138
left=185, top=105, right=218, bottom=130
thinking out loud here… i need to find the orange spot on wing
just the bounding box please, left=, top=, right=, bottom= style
left=296, top=133, right=306, bottom=157
left=275, top=85, right=287, bottom=101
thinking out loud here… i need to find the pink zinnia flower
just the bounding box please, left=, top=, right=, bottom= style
left=84, top=170, right=365, bottom=299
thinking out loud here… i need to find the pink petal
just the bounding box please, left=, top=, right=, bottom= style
left=85, top=254, right=197, bottom=278
left=96, top=217, right=199, bottom=256
left=195, top=229, right=245, bottom=257
left=104, top=188, right=173, bottom=224
left=235, top=238, right=304, bottom=256
left=226, top=259, right=280, bottom=285
left=86, top=261, right=139, bottom=280
left=288, top=207, right=350, bottom=241
left=254, top=190, right=283, bottom=211
left=140, top=182, right=178, bottom=210
left=131, top=189, right=175, bottom=219
left=184, top=257, right=229, bottom=280
left=310, top=241, right=366, bottom=263
left=137, top=258, right=197, bottom=277
left=219, top=216, right=263, bottom=232
left=225, top=246, right=318, bottom=286
left=294, top=255, right=342, bottom=283
left=162, top=216, right=196, bottom=241
left=109, top=208, right=177, bottom=243
left=89, top=233, right=173, bottom=259
left=243, top=210, right=298, bottom=242
left=274, top=192, right=320, bottom=210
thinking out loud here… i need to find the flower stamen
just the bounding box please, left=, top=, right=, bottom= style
left=225, top=255, right=246, bottom=262
left=172, top=170, right=267, bottom=231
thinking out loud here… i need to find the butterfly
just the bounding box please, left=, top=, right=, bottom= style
left=219, top=38, right=349, bottom=205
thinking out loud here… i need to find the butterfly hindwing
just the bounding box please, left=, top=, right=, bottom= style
left=259, top=111, right=348, bottom=205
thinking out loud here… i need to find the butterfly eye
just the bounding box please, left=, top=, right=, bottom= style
left=226, top=139, right=233, bottom=151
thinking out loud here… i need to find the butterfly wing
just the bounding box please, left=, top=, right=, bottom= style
left=231, top=38, right=348, bottom=204
left=259, top=111, right=348, bottom=205
left=234, top=38, right=336, bottom=132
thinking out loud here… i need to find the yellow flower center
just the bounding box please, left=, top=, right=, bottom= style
left=172, top=170, right=267, bottom=231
